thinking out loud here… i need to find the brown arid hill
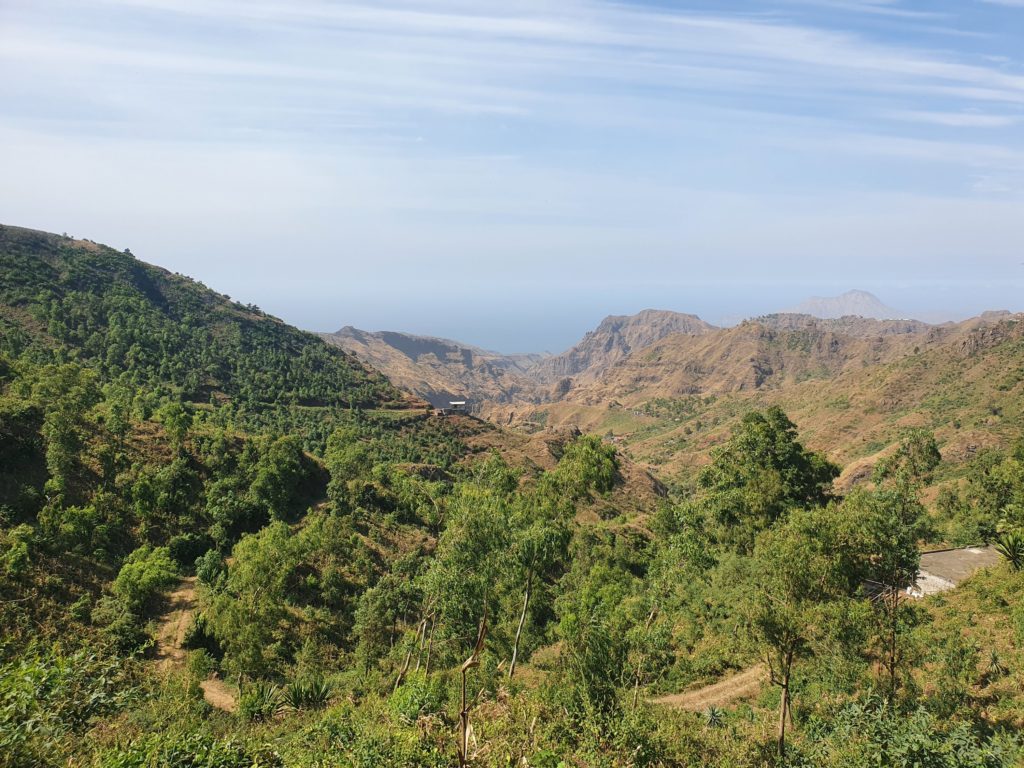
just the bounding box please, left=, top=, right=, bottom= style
left=323, top=326, right=547, bottom=408
left=530, top=309, right=717, bottom=386
left=512, top=313, right=1024, bottom=489
left=324, top=309, right=716, bottom=411
left=555, top=314, right=940, bottom=405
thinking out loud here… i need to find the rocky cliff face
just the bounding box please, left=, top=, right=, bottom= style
left=530, top=309, right=717, bottom=385
left=325, top=310, right=717, bottom=408
left=323, top=327, right=546, bottom=407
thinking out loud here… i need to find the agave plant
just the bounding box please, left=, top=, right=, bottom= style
left=302, top=676, right=333, bottom=710
left=239, top=681, right=283, bottom=722
left=985, top=650, right=1009, bottom=683
left=704, top=705, right=725, bottom=729
left=283, top=676, right=333, bottom=711
left=282, top=680, right=308, bottom=711
left=994, top=531, right=1024, bottom=572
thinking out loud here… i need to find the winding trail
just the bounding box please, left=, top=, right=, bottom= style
left=155, top=576, right=237, bottom=712
left=650, top=664, right=766, bottom=711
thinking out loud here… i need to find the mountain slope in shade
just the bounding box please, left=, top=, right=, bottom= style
left=531, top=309, right=717, bottom=385
left=323, top=326, right=547, bottom=407
left=788, top=289, right=906, bottom=320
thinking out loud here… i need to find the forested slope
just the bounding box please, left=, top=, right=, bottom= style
left=0, top=225, right=401, bottom=416
left=2, top=226, right=1024, bottom=768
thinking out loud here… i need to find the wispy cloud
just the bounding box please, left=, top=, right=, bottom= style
left=1, top=0, right=1022, bottom=342
left=889, top=110, right=1021, bottom=127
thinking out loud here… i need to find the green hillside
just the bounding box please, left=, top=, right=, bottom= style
left=2, top=226, right=1024, bottom=768
left=0, top=225, right=402, bottom=420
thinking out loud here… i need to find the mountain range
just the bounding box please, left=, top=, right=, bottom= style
left=325, top=299, right=1023, bottom=488
left=4, top=221, right=1021, bottom=494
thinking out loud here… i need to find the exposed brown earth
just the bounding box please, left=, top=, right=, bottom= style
left=651, top=664, right=767, bottom=710
left=155, top=576, right=237, bottom=712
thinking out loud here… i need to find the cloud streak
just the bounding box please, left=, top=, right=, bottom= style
left=1, top=0, right=1022, bottom=347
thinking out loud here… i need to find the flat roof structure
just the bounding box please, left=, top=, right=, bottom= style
left=910, top=545, right=1001, bottom=597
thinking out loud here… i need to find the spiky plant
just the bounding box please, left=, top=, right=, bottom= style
left=239, top=681, right=282, bottom=722
left=302, top=676, right=333, bottom=709
left=994, top=531, right=1024, bottom=571
left=282, top=680, right=309, bottom=711
left=283, top=676, right=333, bottom=711
left=704, top=705, right=725, bottom=729
left=985, top=650, right=1009, bottom=684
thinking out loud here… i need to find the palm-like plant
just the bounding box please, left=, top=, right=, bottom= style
left=239, top=681, right=282, bottom=722
left=985, top=650, right=1009, bottom=684
left=994, top=531, right=1024, bottom=571
left=704, top=705, right=725, bottom=729
left=283, top=676, right=333, bottom=711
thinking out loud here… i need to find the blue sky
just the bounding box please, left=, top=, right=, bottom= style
left=1, top=0, right=1023, bottom=351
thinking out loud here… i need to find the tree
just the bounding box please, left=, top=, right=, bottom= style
left=746, top=506, right=861, bottom=762
left=32, top=364, right=101, bottom=505
left=112, top=545, right=179, bottom=615
left=507, top=514, right=570, bottom=678
left=250, top=435, right=310, bottom=521
left=841, top=481, right=927, bottom=700
left=159, top=401, right=192, bottom=450
left=873, top=429, right=941, bottom=485
left=697, top=407, right=839, bottom=552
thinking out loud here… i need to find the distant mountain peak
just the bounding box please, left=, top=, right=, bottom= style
left=788, top=290, right=906, bottom=320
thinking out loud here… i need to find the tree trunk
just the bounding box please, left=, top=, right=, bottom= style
left=632, top=607, right=658, bottom=710
left=458, top=613, right=488, bottom=768
left=885, top=583, right=900, bottom=701
left=425, top=616, right=436, bottom=676
left=777, top=650, right=793, bottom=765
left=414, top=617, right=427, bottom=672
left=393, top=646, right=414, bottom=694
left=508, top=571, right=533, bottom=680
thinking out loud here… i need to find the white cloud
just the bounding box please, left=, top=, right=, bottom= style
left=889, top=110, right=1021, bottom=127
left=1, top=0, right=1023, bottom=340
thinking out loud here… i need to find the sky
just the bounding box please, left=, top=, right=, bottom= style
left=1, top=0, right=1023, bottom=353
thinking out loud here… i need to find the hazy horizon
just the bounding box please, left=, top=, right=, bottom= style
left=2, top=0, right=1023, bottom=352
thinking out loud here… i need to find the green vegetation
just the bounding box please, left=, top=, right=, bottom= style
left=2, top=226, right=1024, bottom=767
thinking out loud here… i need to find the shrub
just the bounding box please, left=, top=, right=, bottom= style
left=96, top=732, right=283, bottom=768
left=0, top=646, right=136, bottom=767
left=994, top=531, right=1024, bottom=571
left=112, top=545, right=179, bottom=615
left=168, top=533, right=214, bottom=570
left=195, top=549, right=227, bottom=588
left=390, top=671, right=446, bottom=725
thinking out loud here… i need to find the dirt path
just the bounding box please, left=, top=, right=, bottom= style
left=155, top=577, right=197, bottom=670
left=155, top=576, right=237, bottom=713
left=650, top=664, right=766, bottom=710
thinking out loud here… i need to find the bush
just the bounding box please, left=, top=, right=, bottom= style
left=91, top=596, right=150, bottom=655
left=195, top=549, right=227, bottom=588
left=168, top=532, right=214, bottom=570
left=390, top=671, right=446, bottom=725
left=112, top=545, right=179, bottom=615
left=0, top=646, right=136, bottom=768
